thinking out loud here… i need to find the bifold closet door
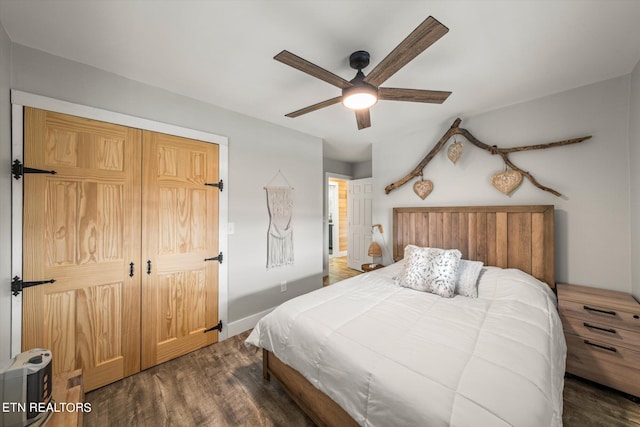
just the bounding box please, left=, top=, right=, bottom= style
left=141, top=130, right=220, bottom=369
left=22, top=108, right=142, bottom=391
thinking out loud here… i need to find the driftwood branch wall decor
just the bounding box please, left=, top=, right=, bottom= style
left=384, top=118, right=591, bottom=197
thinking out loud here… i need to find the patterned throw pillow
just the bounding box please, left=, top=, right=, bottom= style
left=455, top=259, right=484, bottom=298
left=395, top=245, right=462, bottom=298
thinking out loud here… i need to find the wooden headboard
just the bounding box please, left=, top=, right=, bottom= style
left=393, top=205, right=555, bottom=288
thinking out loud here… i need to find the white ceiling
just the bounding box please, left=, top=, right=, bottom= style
left=2, top=1, right=640, bottom=162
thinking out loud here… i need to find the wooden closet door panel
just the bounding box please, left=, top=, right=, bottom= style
left=141, top=131, right=219, bottom=369
left=22, top=108, right=141, bottom=391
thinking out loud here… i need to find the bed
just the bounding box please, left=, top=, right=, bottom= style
left=246, top=205, right=566, bottom=426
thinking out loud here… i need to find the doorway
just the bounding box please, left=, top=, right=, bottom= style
left=323, top=174, right=373, bottom=285
left=323, top=173, right=350, bottom=285
left=328, top=177, right=348, bottom=258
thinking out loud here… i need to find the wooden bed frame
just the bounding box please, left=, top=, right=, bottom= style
left=262, top=205, right=555, bottom=426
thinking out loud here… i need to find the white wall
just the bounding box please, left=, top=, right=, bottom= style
left=374, top=75, right=632, bottom=292
left=10, top=44, right=324, bottom=329
left=630, top=59, right=640, bottom=300
left=353, top=160, right=372, bottom=179
left=0, top=22, right=12, bottom=362
left=323, top=157, right=352, bottom=176
left=322, top=155, right=372, bottom=180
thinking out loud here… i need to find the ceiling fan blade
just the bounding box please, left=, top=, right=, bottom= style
left=355, top=109, right=371, bottom=130
left=364, top=16, right=448, bottom=87
left=285, top=96, right=343, bottom=118
left=378, top=87, right=451, bottom=104
left=275, top=50, right=352, bottom=89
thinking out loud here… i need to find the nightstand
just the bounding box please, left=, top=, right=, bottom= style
left=361, top=263, right=384, bottom=272
left=557, top=283, right=640, bottom=397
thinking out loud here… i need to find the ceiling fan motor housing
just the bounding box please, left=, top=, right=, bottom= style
left=349, top=51, right=370, bottom=70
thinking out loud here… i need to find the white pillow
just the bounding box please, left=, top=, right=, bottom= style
left=455, top=260, right=484, bottom=298
left=395, top=245, right=461, bottom=298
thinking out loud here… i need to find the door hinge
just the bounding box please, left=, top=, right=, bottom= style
left=204, top=320, right=223, bottom=334
left=12, top=159, right=57, bottom=180
left=204, top=179, right=223, bottom=191
left=11, top=275, right=56, bottom=296
left=204, top=252, right=223, bottom=264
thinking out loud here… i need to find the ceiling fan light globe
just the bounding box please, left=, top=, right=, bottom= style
left=343, top=93, right=377, bottom=109
left=342, top=84, right=378, bottom=110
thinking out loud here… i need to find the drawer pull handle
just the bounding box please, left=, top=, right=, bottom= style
left=583, top=322, right=616, bottom=334
left=583, top=340, right=617, bottom=353
left=583, top=305, right=616, bottom=316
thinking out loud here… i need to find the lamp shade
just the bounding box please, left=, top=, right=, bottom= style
left=368, top=242, right=382, bottom=258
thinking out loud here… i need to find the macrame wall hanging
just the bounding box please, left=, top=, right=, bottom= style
left=385, top=118, right=591, bottom=198
left=265, top=170, right=295, bottom=269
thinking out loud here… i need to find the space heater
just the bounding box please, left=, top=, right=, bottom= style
left=0, top=349, right=52, bottom=427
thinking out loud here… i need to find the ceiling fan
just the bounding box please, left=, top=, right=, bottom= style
left=275, top=16, right=452, bottom=130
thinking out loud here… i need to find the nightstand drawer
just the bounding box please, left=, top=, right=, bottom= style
left=565, top=333, right=640, bottom=396
left=558, top=299, right=640, bottom=332
left=561, top=314, right=640, bottom=352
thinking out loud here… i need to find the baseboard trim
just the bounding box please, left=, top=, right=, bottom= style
left=226, top=306, right=277, bottom=338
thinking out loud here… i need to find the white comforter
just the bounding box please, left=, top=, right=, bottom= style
left=246, top=264, right=567, bottom=427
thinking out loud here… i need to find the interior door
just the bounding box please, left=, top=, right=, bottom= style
left=22, top=107, right=141, bottom=391
left=141, top=130, right=220, bottom=369
left=347, top=178, right=373, bottom=271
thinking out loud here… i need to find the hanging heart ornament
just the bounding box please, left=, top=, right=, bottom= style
left=491, top=170, right=523, bottom=195
left=447, top=141, right=464, bottom=164
left=413, top=179, right=433, bottom=200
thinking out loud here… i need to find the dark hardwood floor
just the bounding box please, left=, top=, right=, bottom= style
left=85, top=330, right=314, bottom=427
left=85, top=258, right=640, bottom=426
left=563, top=375, right=640, bottom=426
